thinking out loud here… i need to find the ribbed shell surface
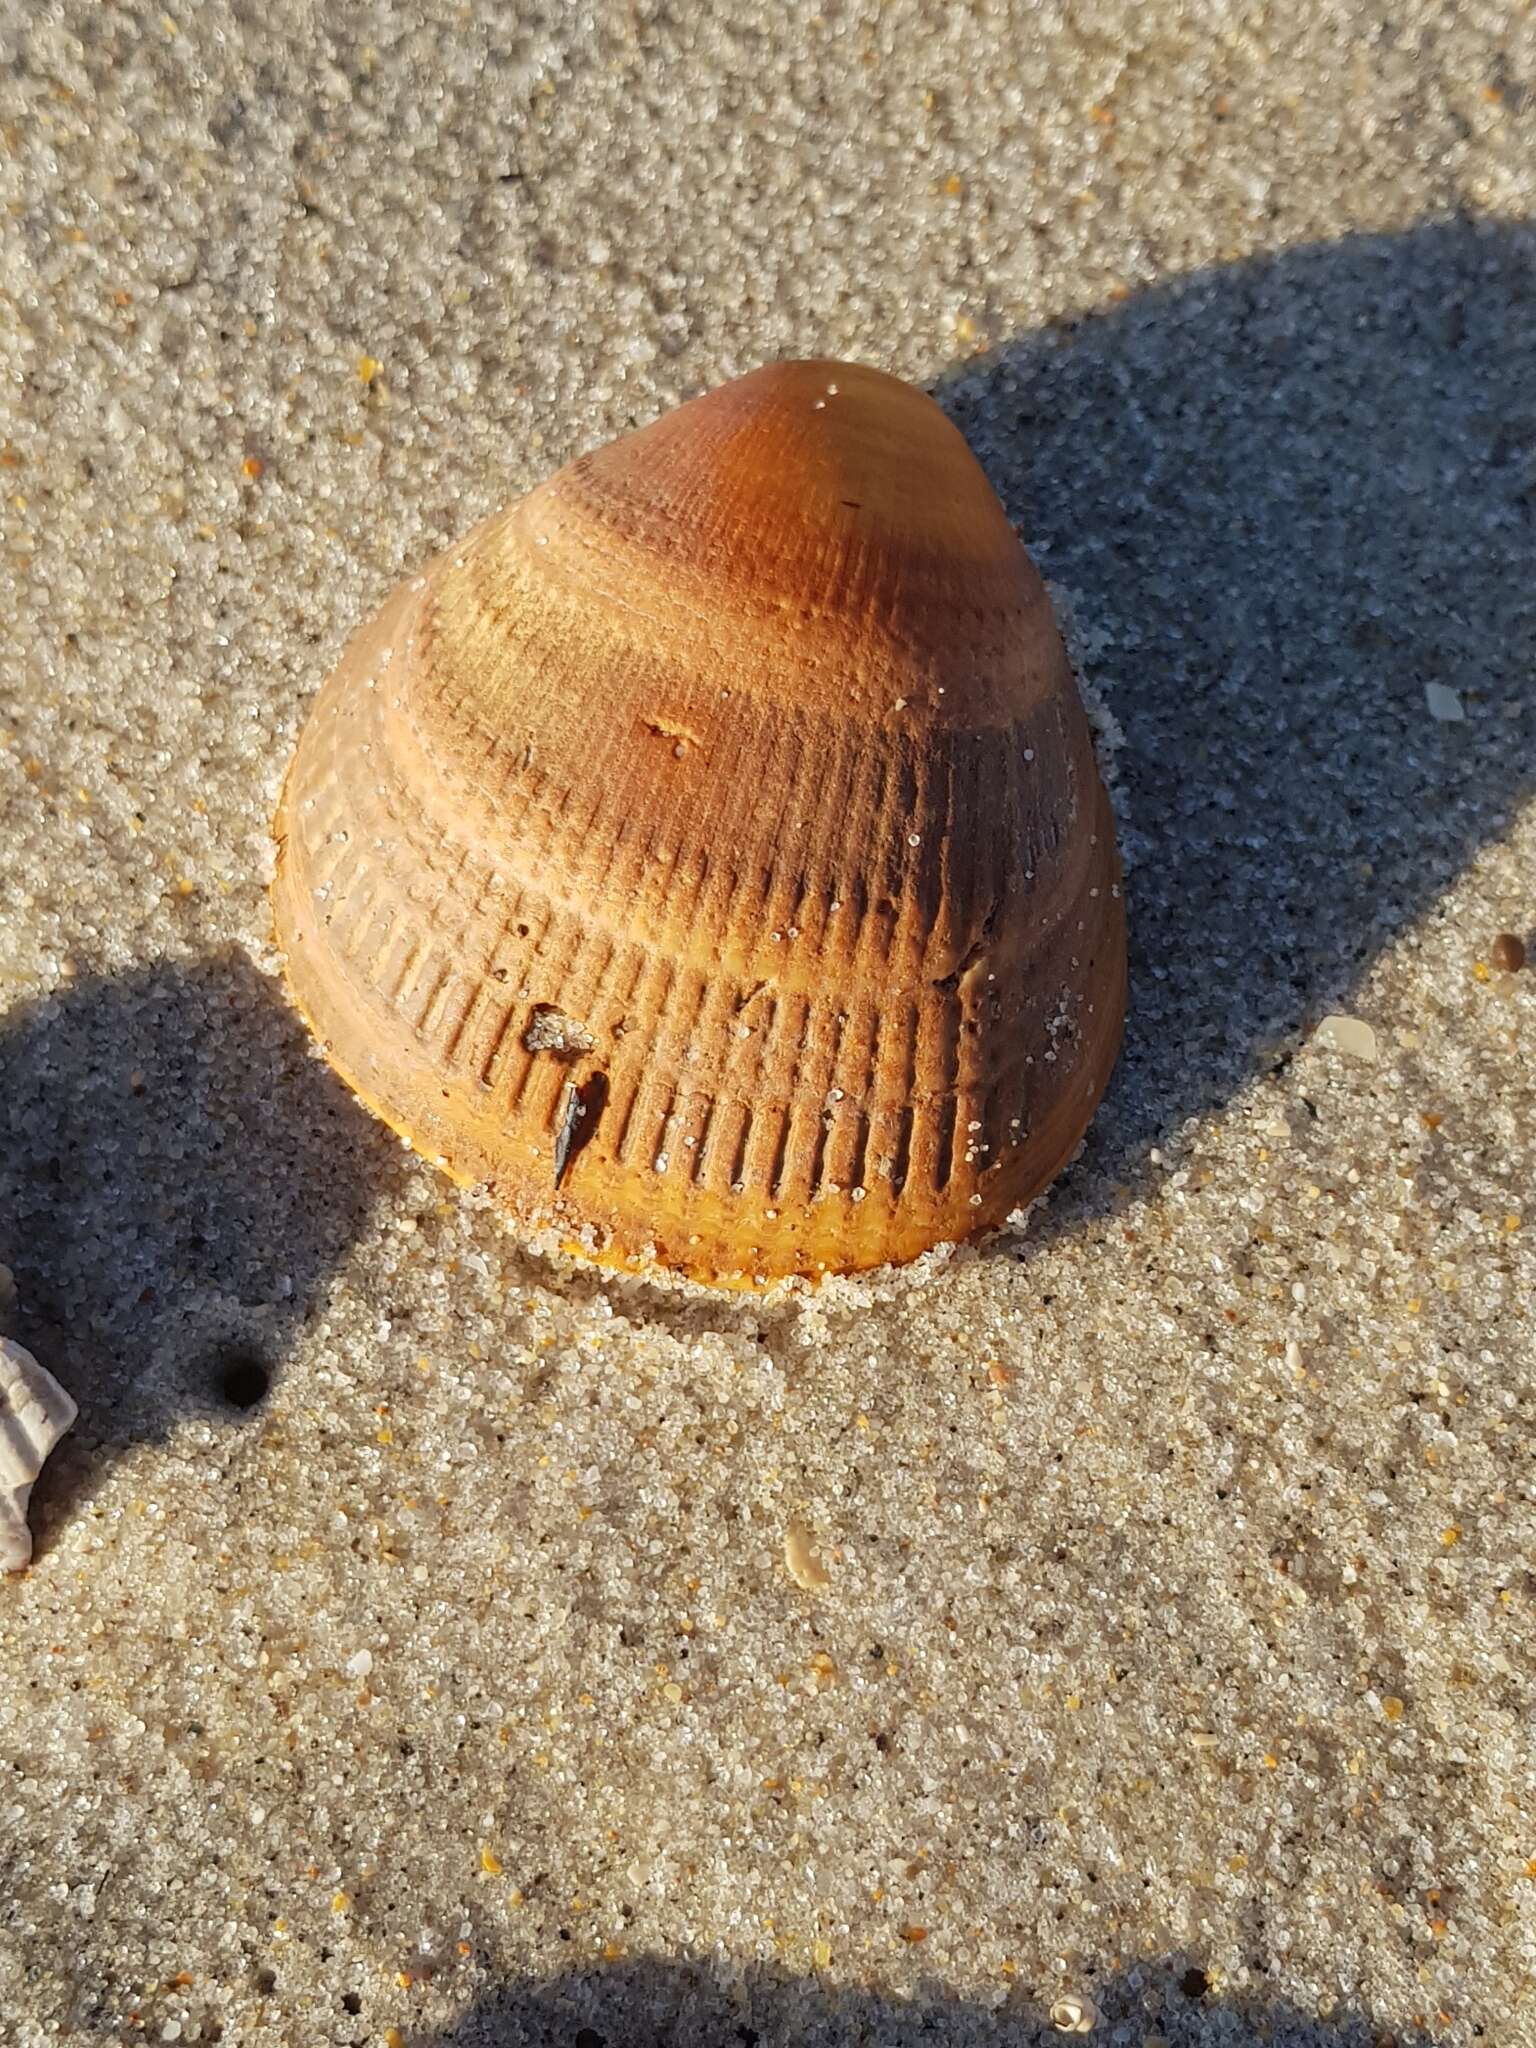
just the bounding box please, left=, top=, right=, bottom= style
left=272, top=360, right=1125, bottom=1286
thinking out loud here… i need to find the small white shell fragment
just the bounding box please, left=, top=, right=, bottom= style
left=1050, top=1994, right=1100, bottom=2033
left=784, top=1520, right=830, bottom=1591
left=1424, top=682, right=1465, bottom=722
left=1313, top=1013, right=1378, bottom=1063
left=0, top=1338, right=78, bottom=1572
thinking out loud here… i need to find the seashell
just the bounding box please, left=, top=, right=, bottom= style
left=0, top=1337, right=78, bottom=1571
left=272, top=360, right=1125, bottom=1287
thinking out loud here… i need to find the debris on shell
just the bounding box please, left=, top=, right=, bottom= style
left=523, top=1005, right=596, bottom=1056
left=1312, top=1013, right=1378, bottom=1063
left=0, top=1338, right=78, bottom=1572
left=784, top=1520, right=831, bottom=1591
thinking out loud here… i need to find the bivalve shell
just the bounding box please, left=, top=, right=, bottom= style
left=272, top=360, right=1125, bottom=1286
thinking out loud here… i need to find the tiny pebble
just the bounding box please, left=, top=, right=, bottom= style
left=1490, top=931, right=1526, bottom=973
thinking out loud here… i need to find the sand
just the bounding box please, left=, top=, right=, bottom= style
left=3, top=3, right=1535, bottom=2044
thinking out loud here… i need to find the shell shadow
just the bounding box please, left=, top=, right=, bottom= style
left=0, top=948, right=404, bottom=1555
left=929, top=215, right=1536, bottom=1253
left=408, top=1952, right=1444, bottom=2048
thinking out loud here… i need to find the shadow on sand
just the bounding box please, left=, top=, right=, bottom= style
left=936, top=214, right=1535, bottom=1256
left=405, top=1951, right=1438, bottom=2048
left=0, top=949, right=404, bottom=1553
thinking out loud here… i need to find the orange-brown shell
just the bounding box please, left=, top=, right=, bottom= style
left=271, top=360, right=1125, bottom=1288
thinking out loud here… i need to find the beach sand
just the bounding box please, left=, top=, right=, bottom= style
left=2, top=4, right=1534, bottom=2044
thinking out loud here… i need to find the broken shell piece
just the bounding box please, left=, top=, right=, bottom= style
left=1050, top=1995, right=1100, bottom=2033
left=784, top=1520, right=831, bottom=1591
left=0, top=1338, right=78, bottom=1571
left=1313, top=1013, right=1378, bottom=1063
left=272, top=359, right=1125, bottom=1287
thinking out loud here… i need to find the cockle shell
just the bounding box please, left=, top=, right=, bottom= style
left=272, top=360, right=1125, bottom=1287
left=0, top=1337, right=77, bottom=1571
